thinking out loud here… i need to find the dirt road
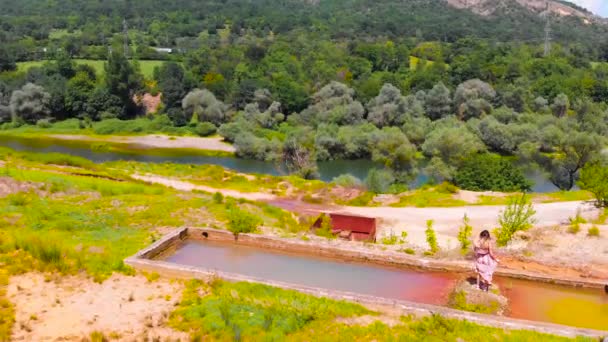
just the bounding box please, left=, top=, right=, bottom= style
left=133, top=173, right=600, bottom=248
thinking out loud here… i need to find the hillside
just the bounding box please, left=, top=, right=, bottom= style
left=447, top=0, right=597, bottom=21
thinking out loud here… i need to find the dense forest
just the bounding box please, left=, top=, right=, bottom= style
left=0, top=0, right=607, bottom=193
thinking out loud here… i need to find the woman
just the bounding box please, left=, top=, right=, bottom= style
left=474, top=230, right=499, bottom=291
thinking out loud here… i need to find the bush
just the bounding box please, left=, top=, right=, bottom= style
left=436, top=182, right=458, bottom=194
left=213, top=192, right=224, bottom=204
left=36, top=118, right=52, bottom=128
left=331, top=174, right=363, bottom=188
left=381, top=230, right=407, bottom=245
left=314, top=214, right=335, bottom=239
left=454, top=154, right=532, bottom=192
left=457, top=214, right=473, bottom=253
left=365, top=168, right=395, bottom=194
left=578, top=162, right=608, bottom=208
left=588, top=226, right=600, bottom=237
left=425, top=219, right=439, bottom=255
left=227, top=207, right=262, bottom=237
left=195, top=122, right=217, bottom=137
left=495, top=194, right=536, bottom=246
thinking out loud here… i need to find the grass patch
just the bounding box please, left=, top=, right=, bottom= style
left=170, top=280, right=371, bottom=341
left=391, top=187, right=467, bottom=208
left=448, top=290, right=499, bottom=314
left=16, top=59, right=163, bottom=78
left=587, top=226, right=600, bottom=237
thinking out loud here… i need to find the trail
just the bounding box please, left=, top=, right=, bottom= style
left=132, top=174, right=276, bottom=201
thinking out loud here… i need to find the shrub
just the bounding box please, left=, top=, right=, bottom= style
left=588, top=226, right=600, bottom=237
left=365, top=168, right=395, bottom=194
left=381, top=230, right=407, bottom=245
left=227, top=207, right=262, bottom=237
left=195, top=122, right=217, bottom=137
left=436, top=182, right=458, bottom=194
left=314, top=214, right=335, bottom=239
left=36, top=118, right=52, bottom=128
left=402, top=248, right=416, bottom=255
left=568, top=210, right=586, bottom=234
left=425, top=219, right=439, bottom=255
left=495, top=194, right=536, bottom=246
left=454, top=154, right=532, bottom=192
left=457, top=214, right=473, bottom=253
left=578, top=162, right=608, bottom=208
left=213, top=192, right=224, bottom=204
left=331, top=174, right=363, bottom=188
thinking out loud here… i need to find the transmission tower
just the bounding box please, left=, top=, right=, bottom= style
left=123, top=18, right=129, bottom=58
left=542, top=3, right=551, bottom=57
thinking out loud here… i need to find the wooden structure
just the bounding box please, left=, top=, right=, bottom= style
left=312, top=213, right=377, bottom=242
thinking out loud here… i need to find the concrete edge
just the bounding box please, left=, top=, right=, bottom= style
left=179, top=227, right=605, bottom=289
left=124, top=254, right=607, bottom=339
left=123, top=227, right=608, bottom=338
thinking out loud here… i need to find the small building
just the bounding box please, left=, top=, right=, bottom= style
left=312, top=213, right=377, bottom=242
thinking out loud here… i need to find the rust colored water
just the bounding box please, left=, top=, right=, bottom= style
left=162, top=240, right=456, bottom=305
left=162, top=239, right=608, bottom=330
left=497, top=277, right=608, bottom=330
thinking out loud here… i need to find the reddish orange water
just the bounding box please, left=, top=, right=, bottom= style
left=163, top=239, right=608, bottom=330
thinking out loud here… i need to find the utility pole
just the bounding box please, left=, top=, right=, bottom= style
left=543, top=3, right=551, bottom=57
left=123, top=18, right=129, bottom=58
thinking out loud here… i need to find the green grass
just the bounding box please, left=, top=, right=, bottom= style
left=391, top=188, right=467, bottom=208
left=448, top=290, right=499, bottom=314
left=170, top=280, right=371, bottom=341
left=16, top=59, right=163, bottom=78
left=0, top=150, right=300, bottom=284
left=169, top=280, right=592, bottom=341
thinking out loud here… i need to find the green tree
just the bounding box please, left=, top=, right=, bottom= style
left=454, top=154, right=532, bottom=192
left=104, top=52, right=142, bottom=118
left=578, top=162, right=608, bottom=208
left=156, top=62, right=188, bottom=110
left=9, top=83, right=51, bottom=124
left=548, top=132, right=603, bottom=190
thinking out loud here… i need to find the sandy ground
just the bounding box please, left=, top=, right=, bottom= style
left=343, top=200, right=600, bottom=249
left=7, top=273, right=187, bottom=341
left=132, top=173, right=277, bottom=201
left=49, top=134, right=236, bottom=152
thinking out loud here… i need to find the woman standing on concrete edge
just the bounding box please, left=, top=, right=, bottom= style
left=474, top=230, right=499, bottom=291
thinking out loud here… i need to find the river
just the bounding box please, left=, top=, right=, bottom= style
left=0, top=135, right=561, bottom=192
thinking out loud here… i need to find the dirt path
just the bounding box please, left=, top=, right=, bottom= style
left=49, top=134, right=236, bottom=152
left=8, top=273, right=187, bottom=341
left=133, top=173, right=600, bottom=250
left=132, top=173, right=277, bottom=201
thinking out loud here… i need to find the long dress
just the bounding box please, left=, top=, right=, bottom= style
left=474, top=245, right=497, bottom=283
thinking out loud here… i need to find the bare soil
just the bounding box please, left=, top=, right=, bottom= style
left=7, top=273, right=187, bottom=341
left=49, top=134, right=236, bottom=152
left=0, top=176, right=45, bottom=197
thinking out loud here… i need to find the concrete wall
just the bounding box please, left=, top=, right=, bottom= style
left=124, top=227, right=608, bottom=339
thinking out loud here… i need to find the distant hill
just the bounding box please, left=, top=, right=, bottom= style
left=0, top=0, right=607, bottom=53
left=446, top=0, right=598, bottom=22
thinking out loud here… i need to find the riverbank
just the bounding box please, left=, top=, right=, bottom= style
left=0, top=131, right=236, bottom=157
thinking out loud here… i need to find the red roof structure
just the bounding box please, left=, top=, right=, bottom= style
left=312, top=213, right=377, bottom=242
